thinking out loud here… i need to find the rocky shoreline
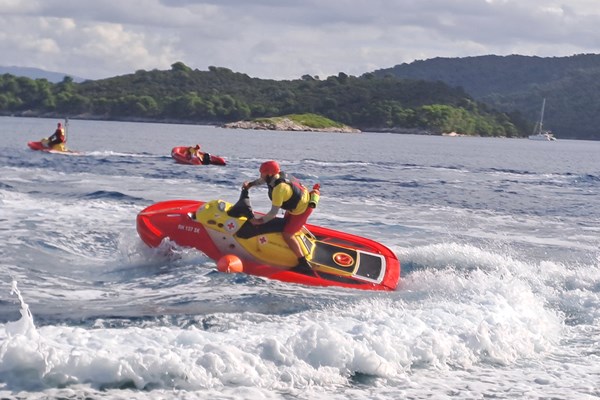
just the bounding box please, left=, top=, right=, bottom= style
left=222, top=118, right=361, bottom=133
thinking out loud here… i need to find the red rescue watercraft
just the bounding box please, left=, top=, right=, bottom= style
left=136, top=189, right=400, bottom=291
left=27, top=141, right=80, bottom=155
left=171, top=146, right=226, bottom=165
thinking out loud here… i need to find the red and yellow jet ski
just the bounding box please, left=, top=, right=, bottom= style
left=27, top=140, right=79, bottom=155
left=136, top=189, right=400, bottom=291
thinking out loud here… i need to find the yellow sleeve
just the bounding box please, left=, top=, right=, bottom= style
left=271, top=184, right=293, bottom=207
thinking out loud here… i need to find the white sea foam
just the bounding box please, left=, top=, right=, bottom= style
left=0, top=270, right=575, bottom=398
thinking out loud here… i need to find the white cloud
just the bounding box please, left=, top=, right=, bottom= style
left=1, top=0, right=599, bottom=80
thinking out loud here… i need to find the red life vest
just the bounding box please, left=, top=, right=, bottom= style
left=48, top=128, right=65, bottom=146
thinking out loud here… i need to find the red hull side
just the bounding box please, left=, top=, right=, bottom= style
left=27, top=141, right=79, bottom=155
left=136, top=200, right=222, bottom=261
left=28, top=141, right=46, bottom=151
left=171, top=146, right=226, bottom=166
left=136, top=200, right=400, bottom=291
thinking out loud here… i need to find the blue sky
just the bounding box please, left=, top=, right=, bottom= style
left=1, top=0, right=599, bottom=80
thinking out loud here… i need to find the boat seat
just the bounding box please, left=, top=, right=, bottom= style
left=235, top=217, right=286, bottom=239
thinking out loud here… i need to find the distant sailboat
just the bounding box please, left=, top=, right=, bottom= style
left=529, top=98, right=557, bottom=141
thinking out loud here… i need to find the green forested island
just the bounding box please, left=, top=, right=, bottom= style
left=3, top=55, right=600, bottom=139
left=0, top=62, right=526, bottom=138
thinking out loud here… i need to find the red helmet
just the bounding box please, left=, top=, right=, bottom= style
left=259, top=160, right=280, bottom=175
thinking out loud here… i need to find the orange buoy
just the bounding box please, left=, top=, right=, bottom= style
left=217, top=254, right=243, bottom=273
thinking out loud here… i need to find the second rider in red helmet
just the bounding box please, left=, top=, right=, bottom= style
left=242, top=160, right=313, bottom=272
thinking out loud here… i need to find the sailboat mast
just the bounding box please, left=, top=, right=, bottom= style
left=539, top=98, right=546, bottom=131
left=528, top=98, right=556, bottom=140
left=532, top=98, right=546, bottom=135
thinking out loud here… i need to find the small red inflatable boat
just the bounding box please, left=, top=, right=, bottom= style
left=171, top=146, right=226, bottom=165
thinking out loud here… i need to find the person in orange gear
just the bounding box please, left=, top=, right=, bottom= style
left=43, top=122, right=67, bottom=151
left=242, top=160, right=313, bottom=271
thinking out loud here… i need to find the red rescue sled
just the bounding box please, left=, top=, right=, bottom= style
left=136, top=189, right=400, bottom=291
left=171, top=146, right=226, bottom=165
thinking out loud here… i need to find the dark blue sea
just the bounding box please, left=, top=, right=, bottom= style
left=1, top=116, right=599, bottom=399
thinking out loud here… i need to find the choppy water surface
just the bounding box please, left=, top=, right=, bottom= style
left=1, top=116, right=599, bottom=399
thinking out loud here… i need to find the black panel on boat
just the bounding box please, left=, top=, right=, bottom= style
left=355, top=252, right=383, bottom=280
left=311, top=242, right=357, bottom=273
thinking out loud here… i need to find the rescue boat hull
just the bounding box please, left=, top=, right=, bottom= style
left=170, top=146, right=226, bottom=165
left=136, top=198, right=400, bottom=291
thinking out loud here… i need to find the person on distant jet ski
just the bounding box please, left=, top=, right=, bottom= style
left=43, top=122, right=67, bottom=151
left=242, top=160, right=313, bottom=271
left=187, top=144, right=211, bottom=165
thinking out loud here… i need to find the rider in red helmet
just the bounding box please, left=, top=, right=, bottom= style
left=243, top=160, right=314, bottom=271
left=45, top=121, right=67, bottom=150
